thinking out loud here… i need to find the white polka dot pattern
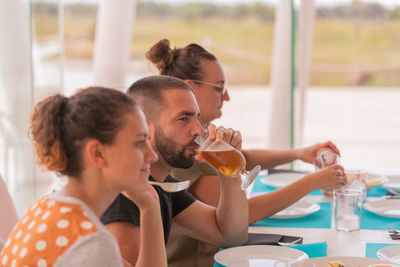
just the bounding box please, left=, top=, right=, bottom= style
left=60, top=207, right=72, bottom=213
left=1, top=255, right=8, bottom=265
left=0, top=196, right=98, bottom=266
left=47, top=200, right=55, bottom=208
left=27, top=221, right=36, bottom=230
left=56, top=219, right=69, bottom=229
left=19, top=248, right=27, bottom=258
left=4, top=239, right=11, bottom=249
left=11, top=245, right=18, bottom=255
left=21, top=216, right=29, bottom=225
left=35, top=240, right=46, bottom=251
left=15, top=230, right=22, bottom=239
left=23, top=233, right=30, bottom=243
left=34, top=208, right=42, bottom=217
left=41, top=211, right=50, bottom=220
left=37, top=224, right=47, bottom=233
left=80, top=221, right=93, bottom=230
left=30, top=203, right=38, bottom=211
left=37, top=259, right=47, bottom=267
left=56, top=236, right=68, bottom=247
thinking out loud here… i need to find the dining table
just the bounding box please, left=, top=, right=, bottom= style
left=213, top=170, right=400, bottom=266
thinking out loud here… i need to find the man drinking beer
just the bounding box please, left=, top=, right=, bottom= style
left=100, top=75, right=248, bottom=267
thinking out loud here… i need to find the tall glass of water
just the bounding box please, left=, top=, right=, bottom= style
left=333, top=188, right=363, bottom=232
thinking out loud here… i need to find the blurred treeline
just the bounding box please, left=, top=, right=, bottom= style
left=33, top=1, right=400, bottom=20
left=32, top=1, right=400, bottom=87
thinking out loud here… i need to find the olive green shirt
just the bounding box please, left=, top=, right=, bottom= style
left=168, top=160, right=219, bottom=267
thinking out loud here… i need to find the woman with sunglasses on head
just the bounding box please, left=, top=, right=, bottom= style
left=0, top=87, right=166, bottom=267
left=146, top=39, right=345, bottom=267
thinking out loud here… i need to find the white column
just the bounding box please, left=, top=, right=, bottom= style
left=268, top=0, right=293, bottom=150
left=0, top=0, right=36, bottom=215
left=0, top=175, right=18, bottom=240
left=93, top=0, right=137, bottom=89
left=295, top=0, right=315, bottom=148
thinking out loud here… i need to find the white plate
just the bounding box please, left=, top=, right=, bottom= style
left=378, top=245, right=400, bottom=264
left=382, top=176, right=400, bottom=193
left=307, top=256, right=397, bottom=266
left=260, top=172, right=306, bottom=188
left=270, top=201, right=320, bottom=219
left=364, top=199, right=400, bottom=219
left=367, top=173, right=389, bottom=190
left=214, top=245, right=308, bottom=266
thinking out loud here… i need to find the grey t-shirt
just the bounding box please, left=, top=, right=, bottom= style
left=50, top=195, right=124, bottom=267
left=0, top=194, right=124, bottom=267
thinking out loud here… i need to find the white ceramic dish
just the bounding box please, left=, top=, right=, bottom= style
left=364, top=199, right=400, bottom=219
left=260, top=172, right=307, bottom=188
left=270, top=201, right=320, bottom=219
left=307, top=256, right=396, bottom=266
left=377, top=245, right=400, bottom=265
left=214, top=245, right=308, bottom=266
left=367, top=173, right=389, bottom=190
left=382, top=176, right=400, bottom=193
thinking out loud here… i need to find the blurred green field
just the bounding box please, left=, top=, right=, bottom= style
left=33, top=14, right=400, bottom=87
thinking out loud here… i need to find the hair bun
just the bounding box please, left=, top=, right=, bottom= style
left=146, top=39, right=176, bottom=71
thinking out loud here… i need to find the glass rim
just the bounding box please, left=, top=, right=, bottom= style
left=333, top=188, right=363, bottom=196
left=344, top=169, right=368, bottom=174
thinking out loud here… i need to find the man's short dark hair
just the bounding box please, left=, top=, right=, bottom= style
left=126, top=75, right=192, bottom=120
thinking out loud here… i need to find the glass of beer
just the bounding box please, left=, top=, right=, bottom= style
left=196, top=135, right=261, bottom=190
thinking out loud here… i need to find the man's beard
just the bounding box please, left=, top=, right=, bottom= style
left=155, top=129, right=195, bottom=169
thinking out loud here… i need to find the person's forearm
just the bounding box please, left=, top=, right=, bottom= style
left=216, top=175, right=248, bottom=247
left=242, top=149, right=301, bottom=170
left=136, top=208, right=167, bottom=267
left=248, top=173, right=317, bottom=224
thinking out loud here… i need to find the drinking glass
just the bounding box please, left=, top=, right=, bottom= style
left=333, top=188, right=363, bottom=232
left=196, top=135, right=260, bottom=190
left=345, top=169, right=368, bottom=185
left=345, top=169, right=368, bottom=200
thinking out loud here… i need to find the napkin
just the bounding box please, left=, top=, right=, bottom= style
left=246, top=233, right=303, bottom=246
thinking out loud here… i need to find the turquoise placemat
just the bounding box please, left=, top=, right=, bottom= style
left=252, top=175, right=322, bottom=196
left=252, top=173, right=389, bottom=197
left=251, top=202, right=331, bottom=228
left=367, top=187, right=389, bottom=197
left=289, top=242, right=328, bottom=258
left=361, top=209, right=400, bottom=230
left=213, top=242, right=328, bottom=267
left=365, top=243, right=397, bottom=259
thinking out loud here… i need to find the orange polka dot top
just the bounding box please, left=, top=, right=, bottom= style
left=0, top=194, right=123, bottom=267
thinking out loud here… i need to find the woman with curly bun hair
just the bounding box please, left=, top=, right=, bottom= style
left=147, top=39, right=344, bottom=267
left=146, top=38, right=229, bottom=125
left=0, top=87, right=166, bottom=267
